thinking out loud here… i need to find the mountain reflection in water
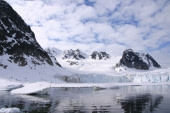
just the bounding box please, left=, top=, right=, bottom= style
left=120, top=94, right=163, bottom=113
left=0, top=85, right=170, bottom=113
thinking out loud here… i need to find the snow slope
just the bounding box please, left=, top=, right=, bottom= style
left=1, top=59, right=170, bottom=94
left=1, top=48, right=170, bottom=94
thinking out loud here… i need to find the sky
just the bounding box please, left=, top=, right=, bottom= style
left=6, top=0, right=170, bottom=64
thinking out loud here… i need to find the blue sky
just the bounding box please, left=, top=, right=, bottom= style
left=7, top=0, right=170, bottom=63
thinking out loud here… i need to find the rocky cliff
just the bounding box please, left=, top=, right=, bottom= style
left=91, top=51, right=111, bottom=60
left=117, top=49, right=161, bottom=70
left=62, top=49, right=86, bottom=60
left=0, top=0, right=61, bottom=68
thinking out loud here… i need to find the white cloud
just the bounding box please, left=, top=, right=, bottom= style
left=150, top=46, right=170, bottom=66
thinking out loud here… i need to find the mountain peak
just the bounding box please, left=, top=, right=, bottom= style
left=0, top=0, right=60, bottom=67
left=116, top=49, right=161, bottom=70
left=62, top=49, right=87, bottom=60
left=91, top=51, right=111, bottom=60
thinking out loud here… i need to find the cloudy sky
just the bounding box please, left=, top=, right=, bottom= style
left=7, top=0, right=170, bottom=63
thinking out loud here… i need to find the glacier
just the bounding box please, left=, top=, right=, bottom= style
left=6, top=67, right=170, bottom=95
left=126, top=68, right=170, bottom=83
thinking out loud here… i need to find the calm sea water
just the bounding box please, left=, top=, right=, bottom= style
left=0, top=85, right=170, bottom=113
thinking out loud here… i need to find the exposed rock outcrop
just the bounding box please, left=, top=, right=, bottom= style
left=62, top=49, right=86, bottom=60
left=116, top=49, right=161, bottom=70
left=91, top=51, right=111, bottom=60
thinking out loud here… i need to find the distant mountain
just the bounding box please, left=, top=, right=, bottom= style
left=0, top=0, right=61, bottom=68
left=45, top=48, right=62, bottom=57
left=116, top=49, right=161, bottom=70
left=91, top=51, right=111, bottom=60
left=45, top=48, right=62, bottom=67
left=62, top=49, right=87, bottom=60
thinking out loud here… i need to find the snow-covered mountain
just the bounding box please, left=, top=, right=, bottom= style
left=45, top=47, right=62, bottom=57
left=91, top=51, right=111, bottom=60
left=116, top=49, right=161, bottom=70
left=0, top=0, right=60, bottom=68
left=46, top=48, right=111, bottom=61
left=62, top=49, right=87, bottom=60
left=0, top=1, right=170, bottom=95
left=0, top=0, right=74, bottom=84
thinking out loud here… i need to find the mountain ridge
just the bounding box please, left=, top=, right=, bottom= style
left=0, top=0, right=61, bottom=68
left=116, top=49, right=161, bottom=70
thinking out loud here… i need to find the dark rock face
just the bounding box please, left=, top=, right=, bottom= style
left=91, top=51, right=110, bottom=60
left=67, top=61, right=78, bottom=65
left=0, top=0, right=60, bottom=67
left=118, top=49, right=161, bottom=70
left=62, top=49, right=86, bottom=60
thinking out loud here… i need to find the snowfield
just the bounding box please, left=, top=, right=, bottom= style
left=0, top=54, right=170, bottom=94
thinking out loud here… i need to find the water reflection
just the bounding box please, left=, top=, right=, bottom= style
left=0, top=85, right=170, bottom=113
left=0, top=91, right=52, bottom=113
left=120, top=94, right=163, bottom=113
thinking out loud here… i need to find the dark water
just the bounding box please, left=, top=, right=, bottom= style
left=0, top=85, right=170, bottom=113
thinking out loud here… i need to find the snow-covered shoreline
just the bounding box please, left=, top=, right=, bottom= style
left=1, top=67, right=170, bottom=94
left=5, top=81, right=170, bottom=95
left=1, top=58, right=170, bottom=94
left=1, top=49, right=170, bottom=95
